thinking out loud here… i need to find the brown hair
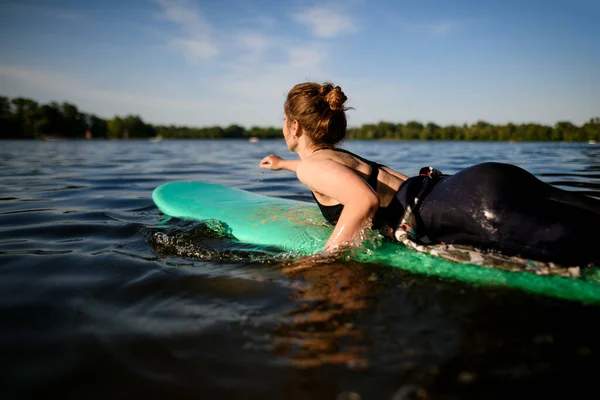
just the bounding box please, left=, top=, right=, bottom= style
left=284, top=82, right=350, bottom=146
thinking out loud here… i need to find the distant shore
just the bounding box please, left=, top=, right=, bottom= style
left=2, top=95, right=599, bottom=142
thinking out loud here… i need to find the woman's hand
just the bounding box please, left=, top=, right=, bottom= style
left=259, top=154, right=285, bottom=171
left=259, top=155, right=301, bottom=172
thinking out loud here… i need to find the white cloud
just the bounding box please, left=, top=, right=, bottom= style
left=0, top=3, right=347, bottom=127
left=393, top=16, right=464, bottom=37
left=170, top=38, right=219, bottom=60
left=153, top=1, right=333, bottom=72
left=215, top=42, right=332, bottom=126
left=219, top=42, right=328, bottom=101
left=287, top=47, right=327, bottom=68
left=155, top=0, right=219, bottom=60
left=294, top=6, right=356, bottom=38
left=156, top=0, right=211, bottom=36
left=237, top=33, right=270, bottom=55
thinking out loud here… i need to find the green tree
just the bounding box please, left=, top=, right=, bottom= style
left=34, top=103, right=63, bottom=138
left=497, top=123, right=515, bottom=141
left=421, top=122, right=440, bottom=140
left=88, top=115, right=108, bottom=139
left=61, top=102, right=87, bottom=138
left=374, top=121, right=395, bottom=139
left=0, top=96, right=16, bottom=138
left=12, top=97, right=39, bottom=138
left=439, top=125, right=458, bottom=140
left=120, top=115, right=155, bottom=138
left=223, top=124, right=246, bottom=138
left=554, top=121, right=582, bottom=141
left=107, top=116, right=124, bottom=139
left=582, top=118, right=600, bottom=142
left=404, top=121, right=424, bottom=140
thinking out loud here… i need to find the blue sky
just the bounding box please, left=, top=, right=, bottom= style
left=0, top=0, right=598, bottom=128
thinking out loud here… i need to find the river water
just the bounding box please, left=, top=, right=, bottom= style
left=1, top=139, right=599, bottom=399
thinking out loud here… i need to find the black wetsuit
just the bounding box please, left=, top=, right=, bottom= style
left=312, top=150, right=600, bottom=266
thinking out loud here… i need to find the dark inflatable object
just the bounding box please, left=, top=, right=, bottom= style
left=411, top=162, right=600, bottom=266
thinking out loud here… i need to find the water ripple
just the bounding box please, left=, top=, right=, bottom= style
left=2, top=139, right=600, bottom=399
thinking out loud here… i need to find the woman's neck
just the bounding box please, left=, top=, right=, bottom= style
left=296, top=144, right=330, bottom=159
left=295, top=137, right=332, bottom=160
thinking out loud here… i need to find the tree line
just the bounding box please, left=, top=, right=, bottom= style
left=1, top=95, right=598, bottom=142
left=347, top=120, right=600, bottom=142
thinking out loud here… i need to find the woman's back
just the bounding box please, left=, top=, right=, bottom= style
left=308, top=148, right=407, bottom=208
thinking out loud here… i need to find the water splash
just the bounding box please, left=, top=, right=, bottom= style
left=149, top=219, right=281, bottom=261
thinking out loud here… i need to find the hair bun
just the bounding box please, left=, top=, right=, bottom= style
left=319, top=82, right=347, bottom=111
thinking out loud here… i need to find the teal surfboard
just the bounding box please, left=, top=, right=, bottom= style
left=152, top=181, right=600, bottom=304
left=152, top=181, right=332, bottom=253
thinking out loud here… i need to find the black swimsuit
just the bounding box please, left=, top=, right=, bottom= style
left=310, top=149, right=600, bottom=266
left=310, top=148, right=403, bottom=230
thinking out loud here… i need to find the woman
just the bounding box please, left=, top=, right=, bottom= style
left=259, top=82, right=600, bottom=267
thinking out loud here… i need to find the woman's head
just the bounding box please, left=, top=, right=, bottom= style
left=284, top=82, right=349, bottom=146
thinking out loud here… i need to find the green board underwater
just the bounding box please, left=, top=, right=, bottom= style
left=152, top=181, right=600, bottom=304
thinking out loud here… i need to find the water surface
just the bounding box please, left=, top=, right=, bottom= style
left=1, top=139, right=599, bottom=399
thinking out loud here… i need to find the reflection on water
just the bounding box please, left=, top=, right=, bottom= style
left=275, top=261, right=374, bottom=369
left=1, top=140, right=600, bottom=399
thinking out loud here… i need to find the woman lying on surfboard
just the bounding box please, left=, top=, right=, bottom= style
left=259, top=82, right=600, bottom=267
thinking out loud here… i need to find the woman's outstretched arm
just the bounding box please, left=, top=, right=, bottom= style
left=259, top=154, right=301, bottom=172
